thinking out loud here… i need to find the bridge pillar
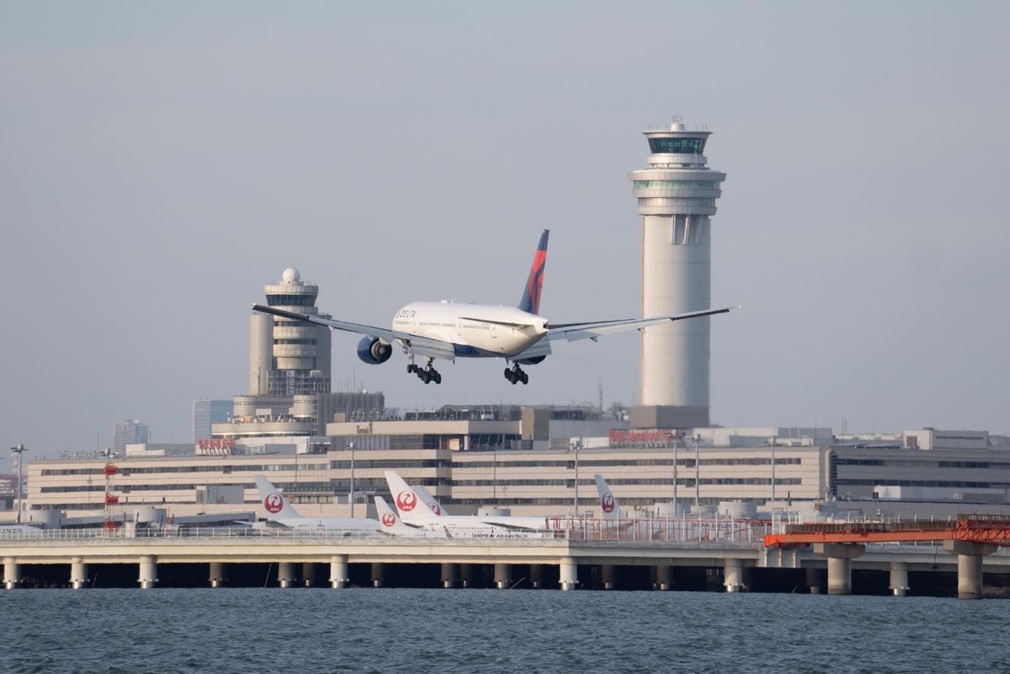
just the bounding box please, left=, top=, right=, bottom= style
left=209, top=561, right=226, bottom=588
left=813, top=543, right=864, bottom=595
left=371, top=562, right=386, bottom=588
left=302, top=562, right=315, bottom=588
left=559, top=558, right=578, bottom=591
left=723, top=558, right=745, bottom=593
left=601, top=564, right=616, bottom=590
left=277, top=562, right=298, bottom=588
left=944, top=540, right=998, bottom=600
left=70, top=557, right=89, bottom=590
left=530, top=564, right=545, bottom=589
left=888, top=562, right=909, bottom=597
left=806, top=567, right=823, bottom=594
left=440, top=563, right=458, bottom=589
left=3, top=557, right=21, bottom=589
left=493, top=563, right=511, bottom=589
left=654, top=565, right=672, bottom=591
left=460, top=564, right=475, bottom=588
left=138, top=555, right=158, bottom=589
left=329, top=555, right=349, bottom=589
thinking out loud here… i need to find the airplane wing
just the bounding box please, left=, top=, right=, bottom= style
left=547, top=307, right=736, bottom=343
left=394, top=333, right=458, bottom=362
left=252, top=304, right=396, bottom=341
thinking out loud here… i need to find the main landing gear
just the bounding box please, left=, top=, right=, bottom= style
left=504, top=363, right=529, bottom=385
left=408, top=359, right=442, bottom=385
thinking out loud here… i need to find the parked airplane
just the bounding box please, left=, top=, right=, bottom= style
left=594, top=474, right=625, bottom=519
left=374, top=496, right=446, bottom=538
left=254, top=476, right=382, bottom=535
left=383, top=470, right=553, bottom=539
left=253, top=229, right=735, bottom=385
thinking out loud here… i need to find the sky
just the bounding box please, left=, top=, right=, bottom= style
left=1, top=2, right=1008, bottom=468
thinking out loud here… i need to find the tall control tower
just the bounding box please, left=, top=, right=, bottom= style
left=629, top=120, right=726, bottom=428
left=249, top=268, right=332, bottom=396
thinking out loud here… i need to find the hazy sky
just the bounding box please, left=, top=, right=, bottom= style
left=2, top=2, right=1008, bottom=468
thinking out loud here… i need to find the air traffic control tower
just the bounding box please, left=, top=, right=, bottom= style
left=629, top=120, right=726, bottom=428
left=249, top=268, right=332, bottom=396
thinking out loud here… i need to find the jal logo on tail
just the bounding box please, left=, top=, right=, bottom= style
left=264, top=493, right=284, bottom=514
left=428, top=502, right=442, bottom=515
left=381, top=513, right=397, bottom=527
left=396, top=491, right=418, bottom=512
left=600, top=492, right=615, bottom=513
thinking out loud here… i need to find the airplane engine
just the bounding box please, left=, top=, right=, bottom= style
left=357, top=336, right=393, bottom=365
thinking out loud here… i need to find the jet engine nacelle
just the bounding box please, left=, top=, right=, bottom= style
left=357, top=336, right=393, bottom=365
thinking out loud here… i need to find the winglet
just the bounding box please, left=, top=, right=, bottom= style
left=518, top=229, right=549, bottom=315
left=594, top=474, right=623, bottom=519
left=384, top=470, right=439, bottom=522
left=254, top=475, right=303, bottom=521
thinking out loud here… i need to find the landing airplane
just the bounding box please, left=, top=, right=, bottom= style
left=254, top=475, right=382, bottom=535
left=252, top=229, right=735, bottom=385
left=384, top=470, right=552, bottom=539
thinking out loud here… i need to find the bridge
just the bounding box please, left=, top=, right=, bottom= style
left=4, top=516, right=1010, bottom=597
left=764, top=514, right=1010, bottom=599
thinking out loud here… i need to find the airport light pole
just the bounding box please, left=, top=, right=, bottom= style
left=694, top=435, right=700, bottom=509
left=348, top=442, right=355, bottom=518
left=11, top=444, right=27, bottom=525
left=672, top=437, right=679, bottom=516
left=570, top=438, right=582, bottom=517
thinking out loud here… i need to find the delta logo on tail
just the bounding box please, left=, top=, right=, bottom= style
left=519, top=230, right=549, bottom=314
left=397, top=491, right=418, bottom=512
left=600, top=492, right=615, bottom=514
left=264, top=493, right=284, bottom=514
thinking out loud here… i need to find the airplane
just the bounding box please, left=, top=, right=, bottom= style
left=594, top=474, right=625, bottom=519
left=252, top=229, right=735, bottom=385
left=374, top=495, right=446, bottom=538
left=253, top=475, right=383, bottom=535
left=383, top=470, right=554, bottom=539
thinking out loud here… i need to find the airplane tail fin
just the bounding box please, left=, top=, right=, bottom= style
left=412, top=483, right=447, bottom=516
left=518, top=229, right=549, bottom=314
left=374, top=496, right=414, bottom=535
left=594, top=474, right=623, bottom=519
left=254, top=475, right=303, bottom=521
left=384, top=470, right=439, bottom=522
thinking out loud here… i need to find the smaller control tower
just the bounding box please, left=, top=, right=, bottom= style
left=249, top=268, right=332, bottom=396
left=629, top=119, right=726, bottom=428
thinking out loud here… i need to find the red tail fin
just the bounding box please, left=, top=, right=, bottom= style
left=518, top=230, right=549, bottom=314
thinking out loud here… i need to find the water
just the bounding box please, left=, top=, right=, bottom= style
left=3, top=589, right=1010, bottom=673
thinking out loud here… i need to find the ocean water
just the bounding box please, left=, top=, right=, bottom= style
left=3, top=588, right=1010, bottom=674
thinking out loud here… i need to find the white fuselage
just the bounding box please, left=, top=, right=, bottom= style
left=391, top=301, right=548, bottom=357
left=407, top=516, right=551, bottom=539
left=267, top=517, right=383, bottom=535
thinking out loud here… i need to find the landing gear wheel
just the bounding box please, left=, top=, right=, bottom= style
left=420, top=370, right=431, bottom=384
left=432, top=371, right=442, bottom=385
left=520, top=372, right=529, bottom=385
left=503, top=368, right=512, bottom=381
left=408, top=363, right=418, bottom=374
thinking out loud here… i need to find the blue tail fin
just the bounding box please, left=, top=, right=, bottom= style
left=518, top=229, right=549, bottom=314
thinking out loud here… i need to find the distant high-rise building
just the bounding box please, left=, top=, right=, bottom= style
left=249, top=268, right=332, bottom=396
left=112, top=419, right=150, bottom=455
left=193, top=399, right=234, bottom=442
left=629, top=119, right=726, bottom=428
